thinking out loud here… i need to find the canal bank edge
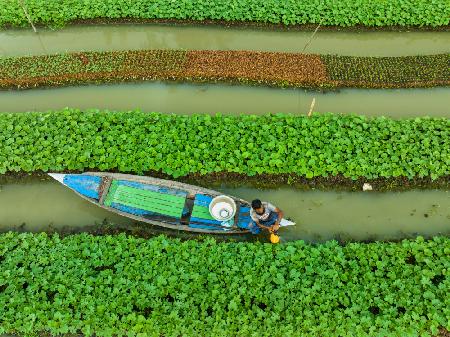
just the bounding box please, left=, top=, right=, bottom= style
left=4, top=18, right=450, bottom=32
left=1, top=51, right=448, bottom=91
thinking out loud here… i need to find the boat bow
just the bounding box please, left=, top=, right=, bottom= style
left=48, top=173, right=66, bottom=184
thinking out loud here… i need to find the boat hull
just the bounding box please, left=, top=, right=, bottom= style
left=49, top=172, right=295, bottom=235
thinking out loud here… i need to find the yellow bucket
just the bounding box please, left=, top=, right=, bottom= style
left=270, top=233, right=280, bottom=244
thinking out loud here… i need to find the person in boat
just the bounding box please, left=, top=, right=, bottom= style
left=250, top=199, right=284, bottom=234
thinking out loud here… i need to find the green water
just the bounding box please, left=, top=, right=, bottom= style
left=1, top=179, right=448, bottom=243
left=1, top=82, right=449, bottom=118
left=1, top=25, right=449, bottom=57
left=220, top=187, right=450, bottom=242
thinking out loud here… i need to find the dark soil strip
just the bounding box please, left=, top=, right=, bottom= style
left=1, top=50, right=448, bottom=91
left=2, top=171, right=449, bottom=192
left=3, top=18, right=450, bottom=32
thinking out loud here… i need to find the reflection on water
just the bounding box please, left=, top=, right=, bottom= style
left=1, top=24, right=449, bottom=57
left=1, top=82, right=449, bottom=118
left=0, top=178, right=448, bottom=243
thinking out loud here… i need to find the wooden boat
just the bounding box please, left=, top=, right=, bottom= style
left=49, top=172, right=295, bottom=234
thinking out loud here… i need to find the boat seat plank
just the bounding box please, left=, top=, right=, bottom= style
left=99, top=177, right=113, bottom=205
left=237, top=206, right=252, bottom=229
left=104, top=181, right=186, bottom=219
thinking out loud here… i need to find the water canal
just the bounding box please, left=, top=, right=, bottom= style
left=1, top=25, right=449, bottom=244
left=1, top=82, right=449, bottom=118
left=1, top=25, right=450, bottom=57
left=1, top=178, right=448, bottom=243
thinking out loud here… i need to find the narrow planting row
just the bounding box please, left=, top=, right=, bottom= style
left=1, top=0, right=449, bottom=28
left=1, top=50, right=448, bottom=90
left=1, top=109, right=448, bottom=181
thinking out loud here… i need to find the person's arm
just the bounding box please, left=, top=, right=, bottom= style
left=255, top=220, right=272, bottom=231
left=272, top=207, right=284, bottom=231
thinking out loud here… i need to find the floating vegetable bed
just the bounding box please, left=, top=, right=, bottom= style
left=0, top=232, right=449, bottom=336
left=1, top=0, right=449, bottom=28
left=1, top=50, right=448, bottom=90
left=0, top=110, right=448, bottom=183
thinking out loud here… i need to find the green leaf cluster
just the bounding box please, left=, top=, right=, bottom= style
left=0, top=233, right=449, bottom=336
left=1, top=0, right=449, bottom=28
left=0, top=50, right=187, bottom=80
left=0, top=110, right=448, bottom=180
left=322, top=54, right=450, bottom=87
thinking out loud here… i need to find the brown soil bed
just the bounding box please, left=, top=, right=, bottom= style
left=184, top=50, right=328, bottom=86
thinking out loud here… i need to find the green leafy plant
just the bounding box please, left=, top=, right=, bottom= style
left=321, top=54, right=450, bottom=88
left=0, top=110, right=448, bottom=181
left=0, top=0, right=449, bottom=28
left=0, top=232, right=449, bottom=336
